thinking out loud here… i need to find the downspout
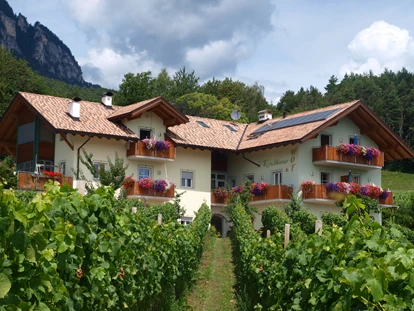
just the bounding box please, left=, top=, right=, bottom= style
left=77, top=137, right=91, bottom=179
left=242, top=153, right=260, bottom=167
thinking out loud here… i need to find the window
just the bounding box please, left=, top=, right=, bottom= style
left=349, top=135, right=361, bottom=144
left=320, top=171, right=331, bottom=184
left=181, top=171, right=193, bottom=188
left=196, top=120, right=210, bottom=128
left=320, top=134, right=331, bottom=146
left=272, top=170, right=282, bottom=185
left=354, top=174, right=361, bottom=184
left=140, top=128, right=152, bottom=140
left=211, top=173, right=226, bottom=189
left=93, top=162, right=107, bottom=179
left=245, top=174, right=254, bottom=182
left=138, top=166, right=152, bottom=180
left=60, top=161, right=66, bottom=176
left=228, top=176, right=236, bottom=188
left=180, top=217, right=193, bottom=225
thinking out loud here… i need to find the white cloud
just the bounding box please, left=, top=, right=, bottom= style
left=78, top=48, right=166, bottom=89
left=340, top=21, right=414, bottom=76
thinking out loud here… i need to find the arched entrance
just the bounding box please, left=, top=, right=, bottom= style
left=211, top=214, right=230, bottom=238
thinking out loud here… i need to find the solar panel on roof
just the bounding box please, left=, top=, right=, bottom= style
left=224, top=124, right=237, bottom=132
left=196, top=120, right=210, bottom=128
left=252, top=108, right=341, bottom=134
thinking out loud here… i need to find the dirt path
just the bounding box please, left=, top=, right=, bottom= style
left=186, top=236, right=237, bottom=311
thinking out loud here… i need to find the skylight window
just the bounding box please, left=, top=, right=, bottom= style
left=196, top=120, right=210, bottom=128
left=224, top=124, right=237, bottom=132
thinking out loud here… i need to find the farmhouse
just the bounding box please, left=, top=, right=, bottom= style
left=0, top=92, right=413, bottom=236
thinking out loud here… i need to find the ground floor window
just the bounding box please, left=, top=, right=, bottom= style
left=180, top=217, right=193, bottom=225
left=181, top=170, right=194, bottom=188
left=93, top=162, right=107, bottom=179
left=245, top=174, right=254, bottom=182
left=228, top=176, right=236, bottom=188
left=211, top=173, right=226, bottom=188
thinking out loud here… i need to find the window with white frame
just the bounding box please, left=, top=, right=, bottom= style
left=181, top=171, right=194, bottom=188
left=353, top=174, right=361, bottom=184
left=245, top=174, right=254, bottom=182
left=180, top=216, right=193, bottom=226
left=320, top=171, right=332, bottom=184
left=93, top=162, right=107, bottom=179
left=211, top=173, right=226, bottom=189
left=139, top=128, right=152, bottom=140
left=138, top=166, right=152, bottom=180
left=272, top=170, right=282, bottom=185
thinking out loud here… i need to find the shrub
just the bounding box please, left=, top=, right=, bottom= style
left=321, top=212, right=348, bottom=227
left=291, top=210, right=317, bottom=234
left=262, top=206, right=291, bottom=234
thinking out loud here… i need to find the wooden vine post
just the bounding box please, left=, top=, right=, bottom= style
left=158, top=213, right=162, bottom=225
left=284, top=224, right=290, bottom=249
left=315, top=219, right=322, bottom=236
left=266, top=230, right=271, bottom=238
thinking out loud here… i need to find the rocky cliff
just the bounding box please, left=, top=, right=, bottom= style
left=0, top=0, right=91, bottom=86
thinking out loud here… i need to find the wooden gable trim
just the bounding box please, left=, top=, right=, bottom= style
left=59, top=133, right=74, bottom=150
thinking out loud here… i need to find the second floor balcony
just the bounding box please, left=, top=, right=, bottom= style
left=312, top=145, right=384, bottom=170
left=211, top=184, right=293, bottom=205
left=302, top=183, right=393, bottom=206
left=127, top=141, right=175, bottom=162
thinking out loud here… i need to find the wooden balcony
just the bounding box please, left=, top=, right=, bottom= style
left=211, top=184, right=293, bottom=206
left=302, top=184, right=394, bottom=206
left=18, top=171, right=73, bottom=191
left=126, top=181, right=175, bottom=200
left=126, top=141, right=175, bottom=162
left=312, top=146, right=384, bottom=170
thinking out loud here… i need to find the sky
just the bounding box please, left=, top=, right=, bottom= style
left=10, top=0, right=414, bottom=104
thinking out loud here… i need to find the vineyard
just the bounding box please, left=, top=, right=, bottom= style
left=0, top=181, right=211, bottom=310
left=229, top=195, right=414, bottom=310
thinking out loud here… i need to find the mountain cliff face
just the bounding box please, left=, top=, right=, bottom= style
left=0, top=0, right=91, bottom=86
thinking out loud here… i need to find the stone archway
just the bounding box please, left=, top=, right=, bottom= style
left=211, top=213, right=230, bottom=238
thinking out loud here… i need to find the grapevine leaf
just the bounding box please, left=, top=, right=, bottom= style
left=0, top=273, right=11, bottom=298
left=367, top=278, right=383, bottom=302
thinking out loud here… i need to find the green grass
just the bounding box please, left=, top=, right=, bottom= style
left=186, top=234, right=236, bottom=311
left=382, top=170, right=414, bottom=192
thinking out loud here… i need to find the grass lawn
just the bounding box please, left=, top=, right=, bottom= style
left=382, top=170, right=414, bottom=192
left=186, top=235, right=236, bottom=311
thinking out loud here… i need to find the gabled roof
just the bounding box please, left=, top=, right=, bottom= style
left=167, top=116, right=247, bottom=151
left=108, top=96, right=189, bottom=126
left=10, top=92, right=139, bottom=140
left=167, top=100, right=414, bottom=161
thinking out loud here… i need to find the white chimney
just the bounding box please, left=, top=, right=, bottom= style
left=258, top=109, right=272, bottom=122
left=68, top=97, right=81, bottom=120
left=101, top=91, right=114, bottom=108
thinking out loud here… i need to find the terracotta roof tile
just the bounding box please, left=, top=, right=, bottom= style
left=238, top=101, right=359, bottom=150
left=167, top=116, right=247, bottom=150
left=19, top=92, right=138, bottom=140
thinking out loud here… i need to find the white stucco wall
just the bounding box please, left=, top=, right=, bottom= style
left=123, top=111, right=166, bottom=138
left=167, top=147, right=212, bottom=219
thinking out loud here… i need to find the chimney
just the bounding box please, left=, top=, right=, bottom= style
left=101, top=91, right=114, bottom=108
left=68, top=97, right=81, bottom=120
left=258, top=109, right=273, bottom=122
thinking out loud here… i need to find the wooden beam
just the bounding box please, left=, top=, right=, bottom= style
left=164, top=118, right=177, bottom=126
left=360, top=127, right=380, bottom=135
left=4, top=146, right=16, bottom=160
left=59, top=133, right=74, bottom=150
left=0, top=141, right=16, bottom=148
left=128, top=113, right=142, bottom=120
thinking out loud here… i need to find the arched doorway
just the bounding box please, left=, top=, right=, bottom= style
left=211, top=214, right=230, bottom=238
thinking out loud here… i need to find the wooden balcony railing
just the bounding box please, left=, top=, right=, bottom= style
left=126, top=141, right=175, bottom=160
left=18, top=171, right=73, bottom=190
left=312, top=146, right=384, bottom=167
left=211, top=184, right=293, bottom=204
left=302, top=184, right=394, bottom=205
left=126, top=181, right=175, bottom=198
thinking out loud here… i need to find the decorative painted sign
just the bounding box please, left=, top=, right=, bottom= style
left=263, top=158, right=289, bottom=168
